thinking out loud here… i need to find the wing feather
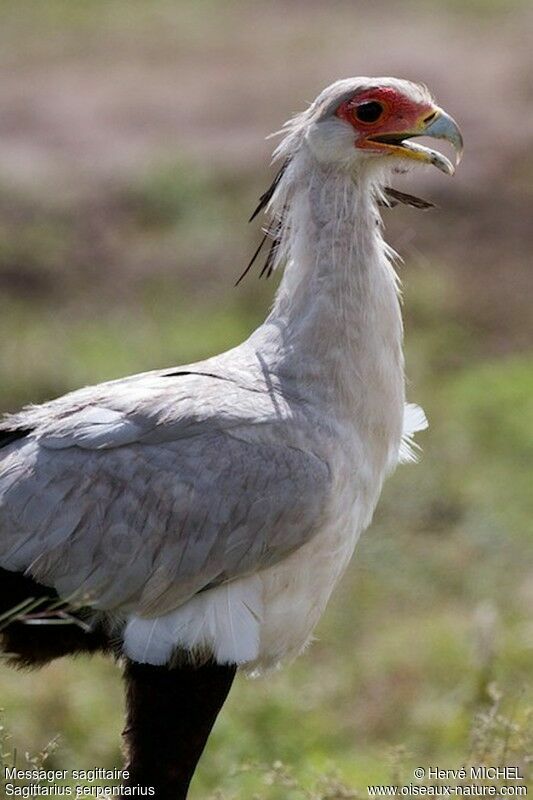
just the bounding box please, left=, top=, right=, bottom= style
left=0, top=369, right=331, bottom=619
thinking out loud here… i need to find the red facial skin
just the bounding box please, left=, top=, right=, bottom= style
left=335, top=87, right=436, bottom=152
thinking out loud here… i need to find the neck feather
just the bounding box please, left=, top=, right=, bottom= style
left=261, top=149, right=403, bottom=390
left=251, top=149, right=406, bottom=467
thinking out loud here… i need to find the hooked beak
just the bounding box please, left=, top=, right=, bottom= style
left=366, top=107, right=464, bottom=175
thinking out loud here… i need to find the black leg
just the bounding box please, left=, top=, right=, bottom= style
left=122, top=658, right=237, bottom=800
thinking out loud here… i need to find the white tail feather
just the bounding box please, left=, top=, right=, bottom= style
left=123, top=576, right=263, bottom=666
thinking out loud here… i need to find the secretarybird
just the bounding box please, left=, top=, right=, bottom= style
left=0, top=77, right=462, bottom=798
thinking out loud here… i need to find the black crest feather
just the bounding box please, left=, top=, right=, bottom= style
left=237, top=165, right=434, bottom=285
left=381, top=187, right=435, bottom=210
left=248, top=158, right=291, bottom=222
left=235, top=159, right=290, bottom=286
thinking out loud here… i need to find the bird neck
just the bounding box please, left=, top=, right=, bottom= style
left=259, top=152, right=405, bottom=426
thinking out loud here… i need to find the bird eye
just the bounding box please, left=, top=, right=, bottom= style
left=354, top=101, right=384, bottom=124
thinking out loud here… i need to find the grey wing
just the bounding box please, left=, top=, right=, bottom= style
left=0, top=377, right=331, bottom=617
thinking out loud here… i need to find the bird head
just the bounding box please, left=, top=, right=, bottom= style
left=277, top=77, right=463, bottom=177
left=238, top=78, right=463, bottom=284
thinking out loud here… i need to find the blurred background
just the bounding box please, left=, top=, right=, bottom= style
left=0, top=1, right=531, bottom=797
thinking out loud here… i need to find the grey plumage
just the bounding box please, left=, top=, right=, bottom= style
left=0, top=74, right=463, bottom=800
left=0, top=360, right=331, bottom=619
left=0, top=75, right=461, bottom=670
